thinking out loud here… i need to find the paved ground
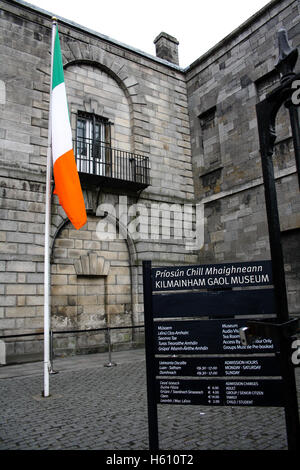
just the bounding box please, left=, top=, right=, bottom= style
left=0, top=348, right=299, bottom=451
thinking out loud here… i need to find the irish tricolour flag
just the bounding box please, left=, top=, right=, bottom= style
left=51, top=26, right=87, bottom=230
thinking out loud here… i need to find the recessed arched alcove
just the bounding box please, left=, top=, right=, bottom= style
left=50, top=212, right=140, bottom=356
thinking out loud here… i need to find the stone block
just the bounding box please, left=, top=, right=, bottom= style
left=25, top=295, right=44, bottom=306
left=51, top=285, right=78, bottom=296
left=26, top=273, right=43, bottom=284
left=6, top=284, right=36, bottom=295
left=0, top=272, right=17, bottom=283
left=55, top=264, right=76, bottom=275
left=116, top=275, right=130, bottom=285
left=0, top=340, right=6, bottom=365
left=6, top=261, right=36, bottom=272
left=51, top=275, right=68, bottom=285
left=77, top=295, right=98, bottom=305
left=0, top=296, right=16, bottom=306
left=5, top=306, right=35, bottom=317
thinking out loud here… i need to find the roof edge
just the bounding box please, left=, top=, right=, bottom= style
left=184, top=0, right=286, bottom=72
left=5, top=0, right=185, bottom=72
left=4, top=0, right=291, bottom=74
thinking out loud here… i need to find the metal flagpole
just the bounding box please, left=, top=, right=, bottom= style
left=43, top=17, right=57, bottom=398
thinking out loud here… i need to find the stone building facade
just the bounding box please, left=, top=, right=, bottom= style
left=0, top=0, right=299, bottom=362
left=186, top=0, right=300, bottom=317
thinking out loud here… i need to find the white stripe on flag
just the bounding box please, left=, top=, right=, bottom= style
left=51, top=81, right=73, bottom=164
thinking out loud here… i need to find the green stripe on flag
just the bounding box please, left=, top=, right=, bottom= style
left=52, top=27, right=65, bottom=90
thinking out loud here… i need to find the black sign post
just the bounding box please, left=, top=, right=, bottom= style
left=143, top=260, right=159, bottom=452
left=254, top=29, right=300, bottom=450
left=143, top=259, right=285, bottom=450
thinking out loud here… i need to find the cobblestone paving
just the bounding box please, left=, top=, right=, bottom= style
left=0, top=358, right=299, bottom=450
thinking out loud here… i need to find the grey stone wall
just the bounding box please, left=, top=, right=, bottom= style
left=0, top=0, right=196, bottom=360
left=186, top=0, right=300, bottom=316
left=0, top=0, right=299, bottom=361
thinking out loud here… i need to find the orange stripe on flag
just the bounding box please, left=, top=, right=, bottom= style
left=53, top=149, right=87, bottom=230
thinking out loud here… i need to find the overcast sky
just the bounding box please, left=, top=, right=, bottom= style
left=28, top=0, right=272, bottom=68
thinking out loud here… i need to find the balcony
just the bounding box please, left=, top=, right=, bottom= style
left=74, top=138, right=150, bottom=192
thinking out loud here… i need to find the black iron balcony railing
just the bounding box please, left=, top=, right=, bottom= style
left=73, top=138, right=150, bottom=190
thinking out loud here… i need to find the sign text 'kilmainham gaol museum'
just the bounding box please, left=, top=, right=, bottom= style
left=0, top=0, right=299, bottom=364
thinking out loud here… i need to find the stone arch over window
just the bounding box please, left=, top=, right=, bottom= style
left=60, top=40, right=148, bottom=156
left=63, top=62, right=132, bottom=154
